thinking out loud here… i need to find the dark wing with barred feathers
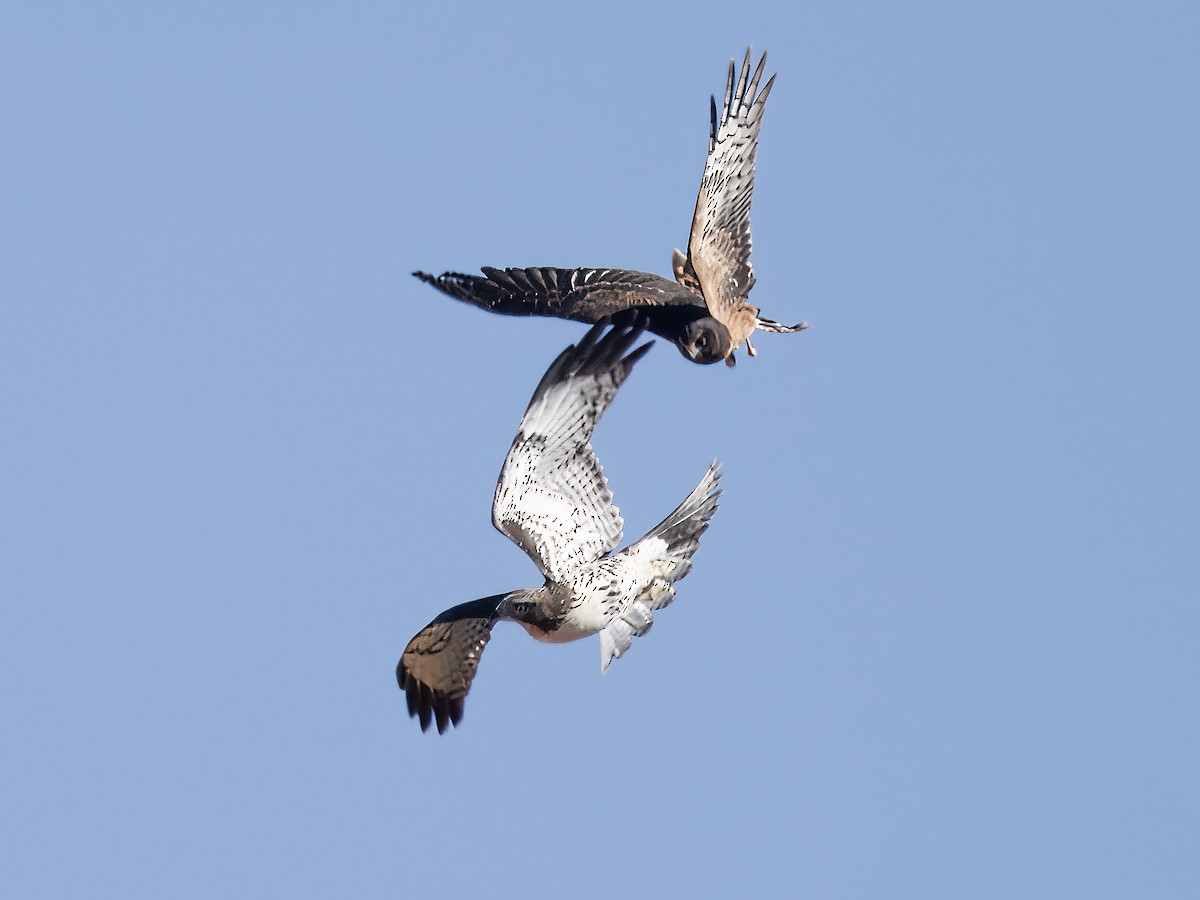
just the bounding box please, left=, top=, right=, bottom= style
left=397, top=596, right=503, bottom=734
left=682, top=49, right=774, bottom=345
left=492, top=317, right=653, bottom=584
left=413, top=267, right=702, bottom=322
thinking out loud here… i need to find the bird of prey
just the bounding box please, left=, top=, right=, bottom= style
left=413, top=49, right=806, bottom=367
left=397, top=317, right=722, bottom=733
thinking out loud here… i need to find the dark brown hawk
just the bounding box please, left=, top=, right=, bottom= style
left=413, top=50, right=806, bottom=366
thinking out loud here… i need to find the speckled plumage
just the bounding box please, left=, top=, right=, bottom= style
left=396, top=317, right=722, bottom=733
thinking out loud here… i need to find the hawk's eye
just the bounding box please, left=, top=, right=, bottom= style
left=695, top=334, right=708, bottom=349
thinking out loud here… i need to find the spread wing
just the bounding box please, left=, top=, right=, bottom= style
left=396, top=596, right=503, bottom=734
left=492, top=316, right=653, bottom=584
left=682, top=49, right=775, bottom=345
left=413, top=267, right=701, bottom=321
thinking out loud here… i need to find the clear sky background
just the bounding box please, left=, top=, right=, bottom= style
left=3, top=2, right=1197, bottom=897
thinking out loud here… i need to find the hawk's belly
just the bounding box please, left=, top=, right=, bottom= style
left=517, top=552, right=661, bottom=644
left=517, top=593, right=630, bottom=644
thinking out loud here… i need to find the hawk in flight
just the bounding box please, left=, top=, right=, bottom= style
left=413, top=50, right=806, bottom=366
left=397, top=317, right=722, bottom=733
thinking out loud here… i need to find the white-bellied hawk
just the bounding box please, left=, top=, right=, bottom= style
left=397, top=316, right=722, bottom=733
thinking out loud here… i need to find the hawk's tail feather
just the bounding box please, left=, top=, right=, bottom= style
left=598, top=601, right=653, bottom=674
left=755, top=315, right=808, bottom=334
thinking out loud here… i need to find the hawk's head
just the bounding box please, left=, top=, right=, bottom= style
left=677, top=316, right=733, bottom=365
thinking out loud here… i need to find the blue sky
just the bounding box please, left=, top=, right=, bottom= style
left=3, top=1, right=1197, bottom=896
